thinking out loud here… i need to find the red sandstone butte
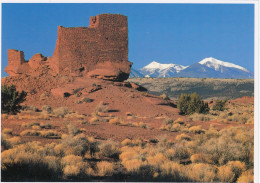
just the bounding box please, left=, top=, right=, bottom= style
left=5, top=14, right=132, bottom=81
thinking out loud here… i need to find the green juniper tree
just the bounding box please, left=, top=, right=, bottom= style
left=1, top=84, right=27, bottom=114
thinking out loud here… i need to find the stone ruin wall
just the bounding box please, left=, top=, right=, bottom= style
left=5, top=14, right=132, bottom=81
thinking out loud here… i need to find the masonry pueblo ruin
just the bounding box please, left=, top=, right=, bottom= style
left=5, top=14, right=132, bottom=82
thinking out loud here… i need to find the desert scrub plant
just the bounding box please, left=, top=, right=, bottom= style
left=20, top=130, right=40, bottom=136
left=159, top=161, right=188, bottom=181
left=98, top=140, right=120, bottom=159
left=109, top=117, right=120, bottom=125
left=187, top=163, right=217, bottom=182
left=160, top=93, right=170, bottom=100
left=96, top=161, right=114, bottom=176
left=1, top=134, right=11, bottom=150
left=67, top=124, right=83, bottom=136
left=212, top=99, right=227, bottom=111
left=95, top=102, right=108, bottom=116
left=53, top=107, right=69, bottom=118
left=60, top=134, right=93, bottom=157
left=61, top=154, right=89, bottom=178
left=42, top=105, right=53, bottom=114
left=39, top=130, right=61, bottom=139
left=217, top=165, right=236, bottom=182
left=177, top=92, right=209, bottom=115
left=22, top=105, right=39, bottom=112
left=236, top=169, right=254, bottom=183
left=176, top=133, right=191, bottom=141
left=190, top=153, right=212, bottom=164
left=1, top=143, right=62, bottom=181
left=226, top=161, right=246, bottom=180
left=188, top=125, right=205, bottom=134
left=1, top=84, right=27, bottom=114
left=2, top=128, right=13, bottom=135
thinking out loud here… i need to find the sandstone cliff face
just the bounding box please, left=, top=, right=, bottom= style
left=5, top=13, right=132, bottom=81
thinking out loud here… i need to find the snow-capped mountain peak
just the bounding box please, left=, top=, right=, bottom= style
left=144, top=61, right=175, bottom=70
left=199, top=57, right=249, bottom=73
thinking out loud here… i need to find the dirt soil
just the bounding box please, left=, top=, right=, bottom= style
left=1, top=75, right=254, bottom=144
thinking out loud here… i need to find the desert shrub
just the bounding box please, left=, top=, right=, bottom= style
left=42, top=105, right=53, bottom=114
left=173, top=143, right=191, bottom=161
left=121, top=139, right=144, bottom=147
left=96, top=161, right=114, bottom=176
left=177, top=92, right=209, bottom=115
left=147, top=153, right=166, bottom=168
left=43, top=156, right=61, bottom=172
left=160, top=93, right=170, bottom=100
left=61, top=154, right=88, bottom=178
left=109, top=117, right=120, bottom=125
left=226, top=161, right=246, bottom=179
left=236, top=169, right=254, bottom=183
left=164, top=118, right=174, bottom=125
left=60, top=134, right=91, bottom=157
left=67, top=124, right=83, bottom=136
left=174, top=118, right=185, bottom=124
left=20, top=130, right=40, bottom=136
left=40, top=123, right=52, bottom=129
left=159, top=162, right=188, bottom=181
left=217, top=165, right=235, bottom=182
left=7, top=136, right=22, bottom=147
left=1, top=84, right=27, bottom=114
left=190, top=153, right=212, bottom=164
left=1, top=144, right=61, bottom=181
left=22, top=105, right=39, bottom=112
left=138, top=122, right=147, bottom=129
left=95, top=102, right=108, bottom=114
left=212, top=99, right=227, bottom=111
left=164, top=149, right=176, bottom=160
left=22, top=122, right=40, bottom=128
left=53, top=107, right=69, bottom=118
left=176, top=133, right=191, bottom=141
left=198, top=127, right=253, bottom=166
left=2, top=128, right=13, bottom=135
left=190, top=113, right=213, bottom=121
left=39, top=130, right=61, bottom=139
left=1, top=134, right=11, bottom=150
left=187, top=163, right=217, bottom=182
left=99, top=140, right=120, bottom=159
left=81, top=97, right=93, bottom=103
left=189, top=125, right=205, bottom=134
left=122, top=158, right=144, bottom=172
left=89, top=116, right=99, bottom=123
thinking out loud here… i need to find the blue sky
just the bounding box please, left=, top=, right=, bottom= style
left=1, top=3, right=254, bottom=77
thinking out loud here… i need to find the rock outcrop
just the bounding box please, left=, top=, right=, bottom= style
left=5, top=14, right=132, bottom=81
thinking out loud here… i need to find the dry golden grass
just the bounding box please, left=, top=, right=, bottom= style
left=61, top=154, right=82, bottom=164
left=174, top=118, right=185, bottom=124
left=190, top=153, right=212, bottom=164
left=96, top=161, right=114, bottom=176
left=89, top=116, right=99, bottom=123
left=20, top=130, right=40, bottom=136
left=122, top=159, right=145, bottom=172
left=227, top=161, right=246, bottom=178
left=7, top=137, right=22, bottom=146
left=39, top=130, right=61, bottom=139
left=217, top=165, right=235, bottom=182
left=147, top=153, right=166, bottom=167
left=237, top=169, right=254, bottom=183
left=175, top=133, right=191, bottom=141
left=187, top=163, right=216, bottom=182
left=109, top=117, right=120, bottom=125
left=2, top=128, right=13, bottom=135
left=53, top=107, right=69, bottom=118
left=188, top=125, right=205, bottom=134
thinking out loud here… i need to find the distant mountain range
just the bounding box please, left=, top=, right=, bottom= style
left=130, top=57, right=254, bottom=79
